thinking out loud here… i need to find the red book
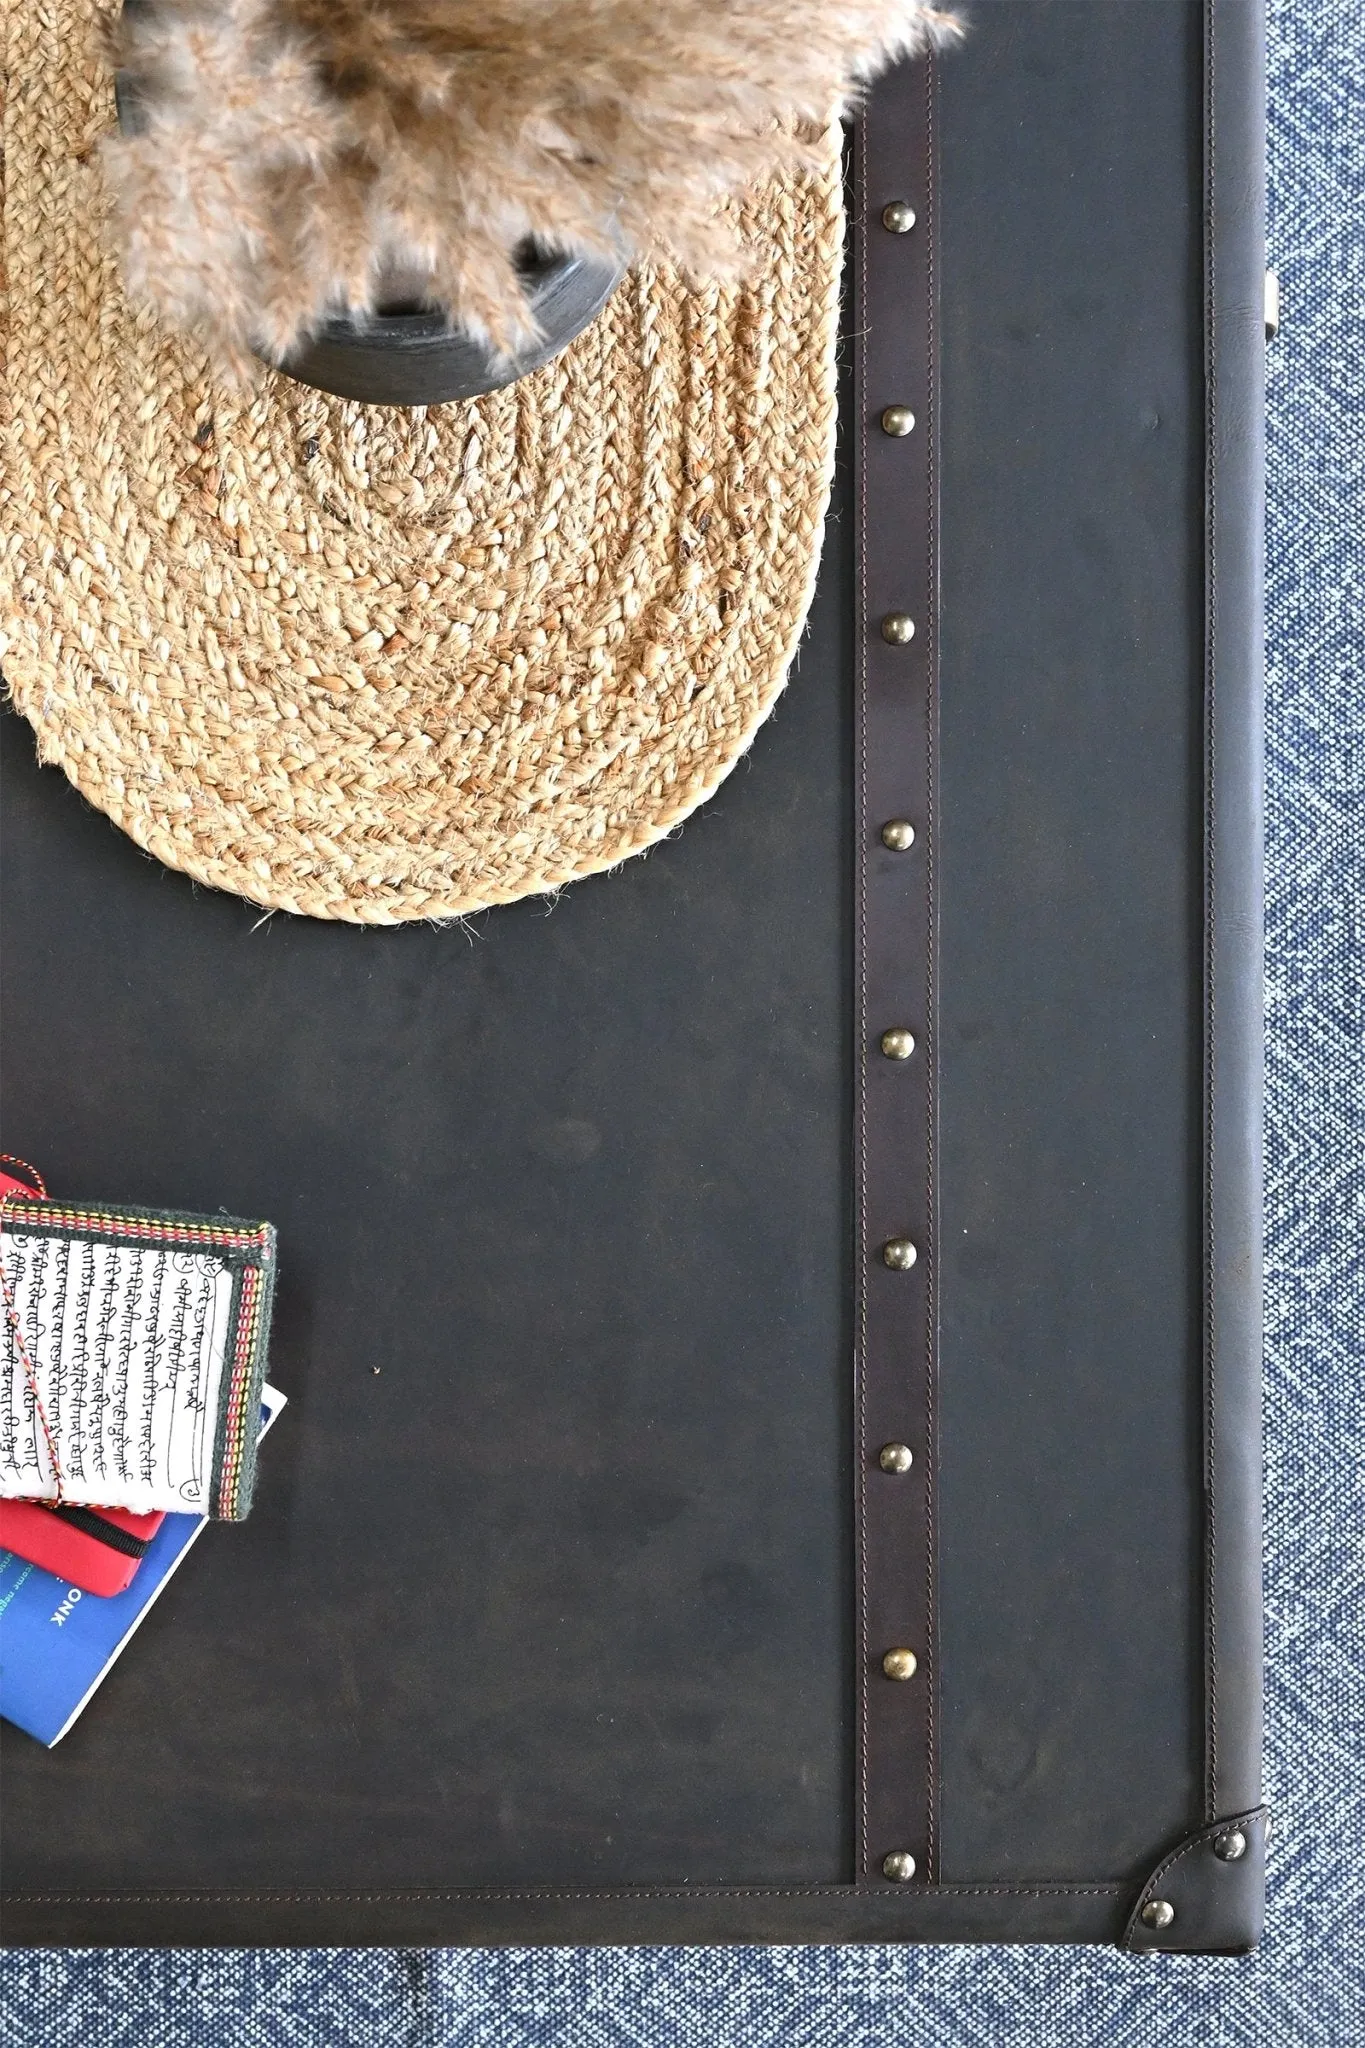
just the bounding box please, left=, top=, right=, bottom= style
left=0, top=1499, right=166, bottom=1597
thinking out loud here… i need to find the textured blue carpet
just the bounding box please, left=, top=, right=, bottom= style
left=2, top=2, right=1360, bottom=2039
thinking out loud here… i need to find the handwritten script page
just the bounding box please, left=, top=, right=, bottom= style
left=0, top=1229, right=236, bottom=1513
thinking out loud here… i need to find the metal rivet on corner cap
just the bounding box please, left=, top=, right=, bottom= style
left=882, top=201, right=917, bottom=234
left=881, top=1647, right=918, bottom=1681
left=881, top=1850, right=917, bottom=1881
left=880, top=405, right=916, bottom=437
left=1140, top=1900, right=1175, bottom=1931
left=879, top=1028, right=916, bottom=1060
left=881, top=611, right=916, bottom=645
left=1213, top=1829, right=1248, bottom=1862
left=881, top=1238, right=917, bottom=1270
left=880, top=819, right=915, bottom=851
left=879, top=1441, right=914, bottom=1473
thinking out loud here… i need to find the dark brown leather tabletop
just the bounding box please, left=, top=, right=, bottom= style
left=0, top=0, right=1265, bottom=1951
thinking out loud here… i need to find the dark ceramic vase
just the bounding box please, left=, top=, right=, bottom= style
left=271, top=250, right=624, bottom=407
left=113, top=57, right=623, bottom=407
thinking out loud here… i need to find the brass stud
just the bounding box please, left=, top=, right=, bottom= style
left=882, top=201, right=917, bottom=234
left=880, top=819, right=916, bottom=851
left=1140, top=1899, right=1175, bottom=1931
left=881, top=612, right=916, bottom=645
left=879, top=1441, right=914, bottom=1473
left=880, top=1027, right=916, bottom=1060
left=882, top=1647, right=918, bottom=1681
left=1213, top=1829, right=1248, bottom=1862
left=881, top=1238, right=917, bottom=1271
left=882, top=1850, right=917, bottom=1881
left=881, top=405, right=916, bottom=437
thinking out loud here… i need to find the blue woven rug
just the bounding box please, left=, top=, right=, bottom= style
left=3, top=3, right=1360, bottom=2039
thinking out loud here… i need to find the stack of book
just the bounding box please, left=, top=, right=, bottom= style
left=0, top=1164, right=281, bottom=1746
left=0, top=1387, right=285, bottom=1745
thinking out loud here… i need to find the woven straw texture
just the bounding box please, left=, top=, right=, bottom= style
left=0, top=0, right=842, bottom=924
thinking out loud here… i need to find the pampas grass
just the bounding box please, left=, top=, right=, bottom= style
left=101, top=0, right=959, bottom=377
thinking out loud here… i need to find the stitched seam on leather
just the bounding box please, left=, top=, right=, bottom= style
left=1203, top=0, right=1220, bottom=1826
left=923, top=48, right=940, bottom=1887
left=854, top=102, right=872, bottom=1884
left=1, top=1885, right=1128, bottom=1905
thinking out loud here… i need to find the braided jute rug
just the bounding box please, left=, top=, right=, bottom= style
left=0, top=1, right=842, bottom=924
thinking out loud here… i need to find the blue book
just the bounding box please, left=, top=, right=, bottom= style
left=0, top=1385, right=285, bottom=1746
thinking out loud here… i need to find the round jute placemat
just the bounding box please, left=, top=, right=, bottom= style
left=0, top=1, right=843, bottom=924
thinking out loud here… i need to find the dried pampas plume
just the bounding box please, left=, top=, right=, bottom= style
left=100, top=0, right=960, bottom=378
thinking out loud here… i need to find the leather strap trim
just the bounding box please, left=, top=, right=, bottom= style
left=1200, top=0, right=1266, bottom=1832
left=852, top=58, right=940, bottom=1885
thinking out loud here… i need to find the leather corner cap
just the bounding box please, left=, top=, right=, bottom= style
left=1121, top=1809, right=1268, bottom=1956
